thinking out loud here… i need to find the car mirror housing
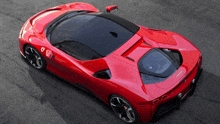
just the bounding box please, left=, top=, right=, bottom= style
left=106, top=5, right=118, bottom=12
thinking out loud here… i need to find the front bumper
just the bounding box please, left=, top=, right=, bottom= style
left=152, top=67, right=203, bottom=119
left=20, top=50, right=26, bottom=58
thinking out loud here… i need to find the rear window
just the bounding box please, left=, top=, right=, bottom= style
left=138, top=49, right=177, bottom=84
left=50, top=14, right=134, bottom=56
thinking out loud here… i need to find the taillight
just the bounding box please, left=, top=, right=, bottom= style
left=198, top=53, right=202, bottom=67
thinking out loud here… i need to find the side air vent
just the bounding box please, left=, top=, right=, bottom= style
left=93, top=69, right=111, bottom=79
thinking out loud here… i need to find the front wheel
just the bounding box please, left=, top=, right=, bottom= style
left=109, top=95, right=139, bottom=123
left=24, top=45, right=46, bottom=70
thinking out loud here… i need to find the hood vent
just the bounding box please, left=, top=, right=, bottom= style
left=143, top=41, right=152, bottom=46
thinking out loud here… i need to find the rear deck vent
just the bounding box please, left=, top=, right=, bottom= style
left=125, top=56, right=134, bottom=62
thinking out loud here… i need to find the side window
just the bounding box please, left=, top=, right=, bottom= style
left=54, top=40, right=102, bottom=60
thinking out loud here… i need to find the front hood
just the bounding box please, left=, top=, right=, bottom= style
left=29, top=2, right=100, bottom=33
left=31, top=9, right=64, bottom=33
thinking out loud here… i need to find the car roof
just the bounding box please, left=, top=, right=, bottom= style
left=48, top=11, right=140, bottom=57
left=93, top=12, right=140, bottom=33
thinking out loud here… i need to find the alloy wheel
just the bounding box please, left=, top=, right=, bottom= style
left=24, top=45, right=45, bottom=69
left=110, top=96, right=136, bottom=123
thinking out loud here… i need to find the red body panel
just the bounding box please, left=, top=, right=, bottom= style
left=18, top=3, right=202, bottom=123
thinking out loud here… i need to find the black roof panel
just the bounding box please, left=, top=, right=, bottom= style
left=49, top=13, right=139, bottom=57
left=97, top=12, right=140, bottom=34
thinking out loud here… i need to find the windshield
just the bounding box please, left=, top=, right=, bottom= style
left=48, top=13, right=136, bottom=56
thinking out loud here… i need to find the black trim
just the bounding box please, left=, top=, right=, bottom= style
left=97, top=12, right=140, bottom=34
left=152, top=67, right=203, bottom=122
left=195, top=67, right=203, bottom=82
left=138, top=49, right=177, bottom=78
left=153, top=97, right=180, bottom=118
left=53, top=40, right=103, bottom=60
left=188, top=67, right=203, bottom=96
left=45, top=11, right=140, bottom=38
left=125, top=56, right=135, bottom=62
left=160, top=49, right=183, bottom=68
left=143, top=41, right=152, bottom=46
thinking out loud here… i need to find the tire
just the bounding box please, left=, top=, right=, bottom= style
left=24, top=44, right=46, bottom=70
left=109, top=95, right=140, bottom=123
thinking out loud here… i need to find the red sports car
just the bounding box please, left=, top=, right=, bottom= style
left=19, top=2, right=202, bottom=123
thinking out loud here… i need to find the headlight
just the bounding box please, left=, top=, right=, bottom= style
left=19, top=28, right=24, bottom=38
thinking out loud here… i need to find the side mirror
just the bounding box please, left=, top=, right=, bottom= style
left=46, top=50, right=53, bottom=59
left=106, top=5, right=118, bottom=12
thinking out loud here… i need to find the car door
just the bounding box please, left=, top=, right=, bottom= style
left=45, top=43, right=84, bottom=84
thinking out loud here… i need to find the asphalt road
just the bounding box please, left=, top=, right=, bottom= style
left=0, top=0, right=220, bottom=124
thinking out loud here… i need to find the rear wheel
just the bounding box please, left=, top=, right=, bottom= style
left=24, top=45, right=46, bottom=70
left=109, top=95, right=139, bottom=123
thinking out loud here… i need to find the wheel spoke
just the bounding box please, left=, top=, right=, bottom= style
left=39, top=58, right=42, bottom=65
left=111, top=103, right=122, bottom=108
left=36, top=57, right=41, bottom=67
left=126, top=107, right=135, bottom=121
left=117, top=97, right=121, bottom=104
left=30, top=48, right=33, bottom=53
left=33, top=49, right=38, bottom=56
left=122, top=117, right=126, bottom=121
left=118, top=113, right=122, bottom=118
left=25, top=51, right=30, bottom=55
left=111, top=103, right=117, bottom=107
left=30, top=60, right=33, bottom=64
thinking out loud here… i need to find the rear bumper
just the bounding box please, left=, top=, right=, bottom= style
left=187, top=67, right=202, bottom=96
left=152, top=66, right=202, bottom=120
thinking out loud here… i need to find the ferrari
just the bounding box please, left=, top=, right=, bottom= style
left=19, top=2, right=202, bottom=123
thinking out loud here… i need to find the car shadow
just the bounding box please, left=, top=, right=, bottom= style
left=27, top=60, right=220, bottom=124
left=27, top=64, right=128, bottom=124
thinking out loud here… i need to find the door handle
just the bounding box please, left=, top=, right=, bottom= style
left=46, top=49, right=53, bottom=59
